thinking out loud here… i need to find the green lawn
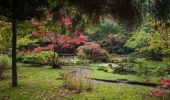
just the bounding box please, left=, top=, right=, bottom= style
left=0, top=64, right=161, bottom=100
left=90, top=66, right=162, bottom=84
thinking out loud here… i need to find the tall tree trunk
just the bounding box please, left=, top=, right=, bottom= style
left=52, top=46, right=60, bottom=68
left=12, top=0, right=17, bottom=87
left=12, top=18, right=17, bottom=87
left=52, top=47, right=56, bottom=68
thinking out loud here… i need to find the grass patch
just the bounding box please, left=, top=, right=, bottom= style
left=0, top=64, right=159, bottom=100
left=90, top=65, right=166, bottom=84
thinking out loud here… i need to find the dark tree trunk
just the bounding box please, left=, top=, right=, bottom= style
left=52, top=46, right=60, bottom=68
left=12, top=18, right=17, bottom=87
left=12, top=0, right=17, bottom=87
left=52, top=47, right=56, bottom=68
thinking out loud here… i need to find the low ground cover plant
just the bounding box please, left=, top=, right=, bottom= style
left=144, top=79, right=170, bottom=100
left=17, top=51, right=54, bottom=65
left=115, top=58, right=170, bottom=77
left=97, top=66, right=113, bottom=73
left=0, top=54, right=11, bottom=78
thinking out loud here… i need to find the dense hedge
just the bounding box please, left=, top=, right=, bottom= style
left=77, top=42, right=109, bottom=62
left=17, top=51, right=55, bottom=65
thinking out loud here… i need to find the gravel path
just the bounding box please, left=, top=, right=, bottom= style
left=63, top=67, right=154, bottom=88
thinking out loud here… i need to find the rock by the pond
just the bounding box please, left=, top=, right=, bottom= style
left=97, top=63, right=120, bottom=68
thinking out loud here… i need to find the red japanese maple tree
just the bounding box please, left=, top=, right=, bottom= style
left=30, top=16, right=88, bottom=68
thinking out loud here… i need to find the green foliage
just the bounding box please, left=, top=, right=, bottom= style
left=125, top=30, right=151, bottom=50
left=116, top=62, right=137, bottom=74
left=97, top=19, right=127, bottom=36
left=0, top=66, right=152, bottom=100
left=87, top=19, right=127, bottom=41
left=17, top=35, right=37, bottom=46
left=91, top=64, right=162, bottom=84
left=125, top=17, right=170, bottom=59
left=142, top=32, right=170, bottom=56
left=113, top=57, right=170, bottom=77
left=151, top=0, right=170, bottom=23
left=86, top=19, right=129, bottom=54
left=110, top=55, right=128, bottom=63
left=139, top=0, right=170, bottom=24
left=17, top=51, right=54, bottom=65
left=77, top=47, right=87, bottom=58
left=125, top=58, right=170, bottom=77
left=70, top=57, right=90, bottom=65
left=0, top=54, right=11, bottom=77
left=125, top=0, right=170, bottom=58
left=115, top=58, right=138, bottom=75
left=98, top=33, right=130, bottom=54
left=162, top=58, right=170, bottom=72
left=0, top=21, right=11, bottom=49
left=70, top=57, right=81, bottom=65
left=97, top=66, right=112, bottom=73
left=17, top=35, right=38, bottom=51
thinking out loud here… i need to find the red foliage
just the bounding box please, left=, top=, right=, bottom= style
left=32, top=32, right=40, bottom=37
left=19, top=16, right=88, bottom=54
left=46, top=44, right=55, bottom=50
left=62, top=16, right=71, bottom=27
left=149, top=90, right=165, bottom=97
left=42, top=44, right=55, bottom=51
left=145, top=80, right=151, bottom=83
left=63, top=44, right=72, bottom=48
left=77, top=42, right=108, bottom=59
left=91, top=52, right=98, bottom=58
left=33, top=47, right=43, bottom=53
left=31, top=32, right=88, bottom=53
left=31, top=45, right=55, bottom=53
left=32, top=21, right=42, bottom=28
left=44, top=33, right=57, bottom=43
left=79, top=32, right=88, bottom=41
left=148, top=79, right=170, bottom=97
left=82, top=42, right=101, bottom=51
left=17, top=50, right=32, bottom=54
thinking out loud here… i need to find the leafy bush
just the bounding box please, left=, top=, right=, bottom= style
left=71, top=57, right=90, bottom=65
left=109, top=54, right=128, bottom=63
left=17, top=51, right=54, bottom=65
left=87, top=20, right=131, bottom=54
left=117, top=58, right=170, bottom=77
left=97, top=66, right=113, bottom=73
left=17, top=53, right=25, bottom=62
left=135, top=59, right=169, bottom=77
left=88, top=19, right=127, bottom=42
left=114, top=62, right=137, bottom=75
left=121, top=57, right=137, bottom=63
left=163, top=58, right=170, bottom=73
left=114, top=57, right=138, bottom=74
left=0, top=55, right=11, bottom=77
left=77, top=42, right=109, bottom=62
left=98, top=34, right=131, bottom=54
